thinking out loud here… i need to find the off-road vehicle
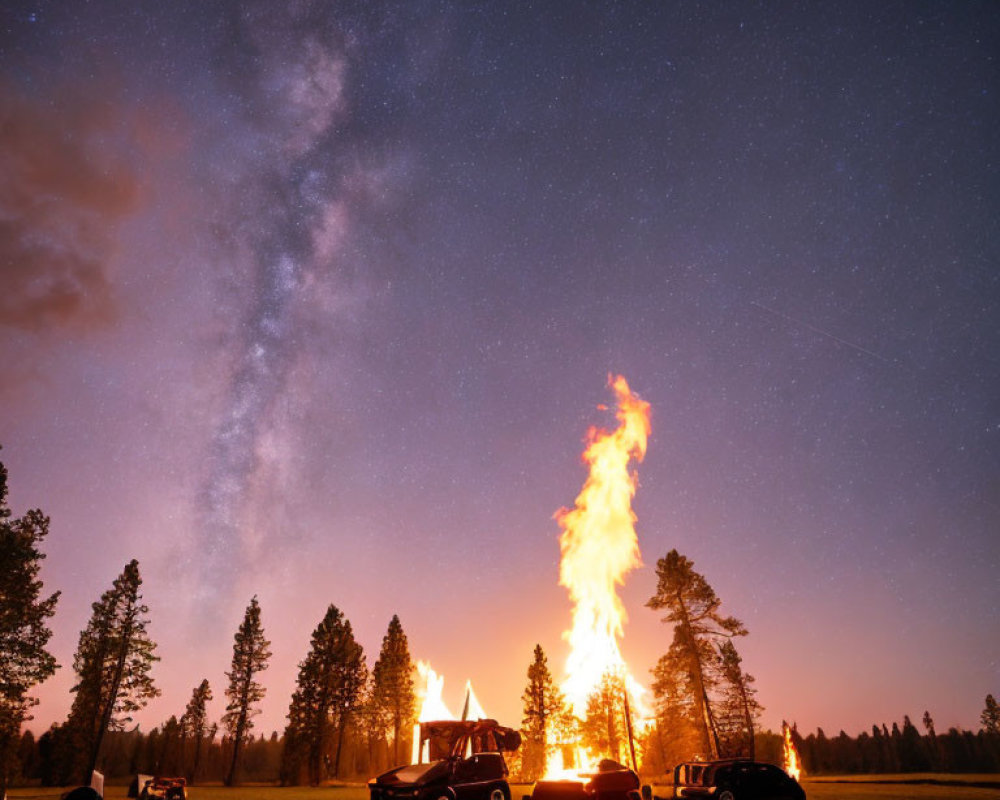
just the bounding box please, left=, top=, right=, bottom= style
left=369, top=719, right=521, bottom=800
left=672, top=759, right=804, bottom=800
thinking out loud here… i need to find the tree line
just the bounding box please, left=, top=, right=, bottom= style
left=4, top=451, right=999, bottom=790
left=1, top=451, right=420, bottom=788
left=783, top=708, right=1000, bottom=775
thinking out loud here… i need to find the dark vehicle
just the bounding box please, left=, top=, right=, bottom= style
left=138, top=777, right=187, bottom=800
left=369, top=719, right=521, bottom=800
left=672, top=760, right=804, bottom=800
left=527, top=759, right=647, bottom=800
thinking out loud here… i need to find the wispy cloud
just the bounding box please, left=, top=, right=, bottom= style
left=0, top=83, right=140, bottom=331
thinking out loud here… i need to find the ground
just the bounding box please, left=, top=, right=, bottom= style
left=7, top=777, right=1000, bottom=800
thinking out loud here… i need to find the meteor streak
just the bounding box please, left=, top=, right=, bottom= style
left=751, top=300, right=890, bottom=363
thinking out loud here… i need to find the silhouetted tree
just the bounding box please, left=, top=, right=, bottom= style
left=156, top=715, right=182, bottom=775
left=180, top=679, right=212, bottom=783
left=646, top=549, right=746, bottom=759
left=899, top=715, right=928, bottom=771
left=223, top=596, right=271, bottom=786
left=283, top=605, right=366, bottom=784
left=982, top=695, right=1000, bottom=735
left=64, top=559, right=159, bottom=784
left=519, top=644, right=569, bottom=781
left=0, top=454, right=60, bottom=799
left=16, top=730, right=38, bottom=783
left=714, top=640, right=762, bottom=759
left=371, top=615, right=415, bottom=768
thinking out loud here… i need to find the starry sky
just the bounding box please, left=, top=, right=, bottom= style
left=2, top=1, right=998, bottom=741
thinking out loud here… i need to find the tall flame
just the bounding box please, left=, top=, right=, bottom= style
left=556, top=375, right=650, bottom=717
left=552, top=374, right=651, bottom=773
left=783, top=722, right=803, bottom=781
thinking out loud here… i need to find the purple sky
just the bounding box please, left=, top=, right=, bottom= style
left=2, top=1, right=998, bottom=742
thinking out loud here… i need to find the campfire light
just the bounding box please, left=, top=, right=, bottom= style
left=412, top=661, right=453, bottom=763
left=461, top=679, right=487, bottom=721
left=783, top=722, right=803, bottom=781
left=547, top=375, right=651, bottom=777
left=411, top=661, right=489, bottom=763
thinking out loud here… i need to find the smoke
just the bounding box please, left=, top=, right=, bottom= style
left=0, top=83, right=140, bottom=331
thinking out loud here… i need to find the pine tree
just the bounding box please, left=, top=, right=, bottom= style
left=648, top=652, right=701, bottom=773
left=519, top=644, right=569, bottom=781
left=580, top=672, right=628, bottom=764
left=646, top=549, right=746, bottom=759
left=370, top=615, right=415, bottom=767
left=223, top=596, right=271, bottom=786
left=157, top=715, right=182, bottom=775
left=180, top=679, right=213, bottom=783
left=64, top=559, right=159, bottom=784
left=921, top=710, right=940, bottom=770
left=0, top=455, right=60, bottom=800
left=283, top=605, right=367, bottom=784
left=714, top=640, right=762, bottom=759
left=981, top=695, right=1000, bottom=735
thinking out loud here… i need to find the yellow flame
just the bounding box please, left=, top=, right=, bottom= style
left=462, top=680, right=487, bottom=721
left=415, top=660, right=454, bottom=722
left=783, top=722, right=803, bottom=781
left=410, top=662, right=489, bottom=763
left=549, top=374, right=651, bottom=776
left=412, top=661, right=454, bottom=763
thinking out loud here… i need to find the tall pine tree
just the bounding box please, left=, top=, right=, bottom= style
left=64, top=559, right=159, bottom=784
left=0, top=454, right=60, bottom=800
left=180, top=679, right=212, bottom=783
left=714, top=640, right=762, bottom=759
left=519, top=644, right=568, bottom=781
left=982, top=695, right=1000, bottom=735
left=223, top=596, right=271, bottom=786
left=370, top=615, right=415, bottom=768
left=646, top=549, right=746, bottom=759
left=283, top=605, right=367, bottom=785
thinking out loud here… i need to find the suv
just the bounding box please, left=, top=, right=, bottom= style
left=369, top=719, right=522, bottom=800
left=672, top=760, right=805, bottom=800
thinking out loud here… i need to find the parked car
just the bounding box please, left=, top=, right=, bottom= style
left=527, top=759, right=648, bottom=800
left=672, top=760, right=804, bottom=800
left=369, top=719, right=521, bottom=800
left=138, top=777, right=187, bottom=800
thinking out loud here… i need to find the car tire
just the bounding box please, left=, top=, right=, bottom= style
left=718, top=792, right=735, bottom=800
left=433, top=789, right=457, bottom=800
left=489, top=784, right=511, bottom=800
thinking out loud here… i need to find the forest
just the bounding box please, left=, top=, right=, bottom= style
left=3, top=452, right=998, bottom=791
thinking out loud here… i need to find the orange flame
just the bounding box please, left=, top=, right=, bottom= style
left=412, top=661, right=452, bottom=763
left=410, top=661, right=488, bottom=763
left=548, top=375, right=651, bottom=776
left=783, top=722, right=803, bottom=781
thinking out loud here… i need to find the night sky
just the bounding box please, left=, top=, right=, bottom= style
left=2, top=2, right=998, bottom=741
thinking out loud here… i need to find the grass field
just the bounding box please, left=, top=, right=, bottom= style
left=9, top=777, right=1000, bottom=800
